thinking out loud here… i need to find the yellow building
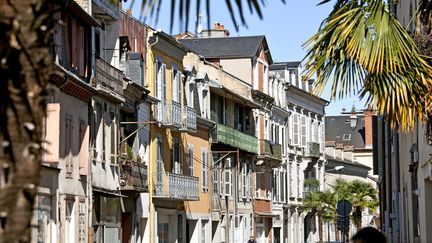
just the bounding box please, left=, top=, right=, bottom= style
left=147, top=30, right=212, bottom=243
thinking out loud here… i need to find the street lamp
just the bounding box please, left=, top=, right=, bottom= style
left=325, top=165, right=344, bottom=173
left=324, top=165, right=344, bottom=242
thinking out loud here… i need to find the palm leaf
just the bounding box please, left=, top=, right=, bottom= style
left=303, top=0, right=432, bottom=129
left=126, top=0, right=285, bottom=33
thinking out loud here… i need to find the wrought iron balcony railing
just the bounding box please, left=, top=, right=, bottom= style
left=305, top=142, right=320, bottom=158
left=154, top=101, right=180, bottom=127
left=153, top=172, right=199, bottom=200
left=120, top=161, right=148, bottom=191
left=259, top=139, right=282, bottom=160
left=212, top=123, right=258, bottom=154
left=183, top=106, right=197, bottom=130
left=94, top=57, right=124, bottom=101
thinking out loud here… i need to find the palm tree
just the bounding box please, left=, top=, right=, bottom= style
left=304, top=190, right=326, bottom=243
left=347, top=180, right=379, bottom=230
left=0, top=0, right=54, bottom=242
left=303, top=0, right=432, bottom=130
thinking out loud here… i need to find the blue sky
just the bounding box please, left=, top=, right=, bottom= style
left=125, top=0, right=366, bottom=114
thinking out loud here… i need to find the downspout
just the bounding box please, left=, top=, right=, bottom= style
left=393, top=128, right=400, bottom=242
left=148, top=32, right=159, bottom=243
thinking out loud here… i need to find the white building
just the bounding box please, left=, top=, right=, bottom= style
left=270, top=62, right=328, bottom=243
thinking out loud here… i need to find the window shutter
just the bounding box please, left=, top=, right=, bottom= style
left=301, top=116, right=306, bottom=147
left=188, top=146, right=194, bottom=176
left=172, top=70, right=177, bottom=102
left=79, top=121, right=88, bottom=175
left=293, top=114, right=298, bottom=145
left=155, top=61, right=159, bottom=98
left=44, top=103, right=60, bottom=163
left=162, top=64, right=166, bottom=100
left=65, top=115, right=73, bottom=177
left=224, top=158, right=231, bottom=196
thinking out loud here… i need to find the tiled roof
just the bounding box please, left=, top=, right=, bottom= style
left=178, top=36, right=266, bottom=59
left=325, top=115, right=366, bottom=149
left=269, top=61, right=301, bottom=70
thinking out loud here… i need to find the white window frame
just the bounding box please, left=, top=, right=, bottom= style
left=201, top=147, right=208, bottom=192
left=188, top=144, right=194, bottom=176
left=172, top=66, right=182, bottom=103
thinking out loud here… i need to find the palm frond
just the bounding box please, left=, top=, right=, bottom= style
left=303, top=0, right=432, bottom=129
left=126, top=0, right=285, bottom=33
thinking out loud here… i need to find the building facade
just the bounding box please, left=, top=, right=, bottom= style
left=269, top=62, right=327, bottom=243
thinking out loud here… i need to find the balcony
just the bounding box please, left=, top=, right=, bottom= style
left=92, top=0, right=119, bottom=20
left=153, top=172, right=199, bottom=200
left=212, top=124, right=258, bottom=154
left=305, top=142, right=320, bottom=158
left=259, top=139, right=282, bottom=161
left=183, top=106, right=197, bottom=130
left=155, top=101, right=181, bottom=127
left=120, top=161, right=148, bottom=191
left=94, top=57, right=124, bottom=102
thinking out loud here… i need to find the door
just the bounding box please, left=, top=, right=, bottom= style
left=65, top=200, right=75, bottom=243
left=274, top=227, right=281, bottom=243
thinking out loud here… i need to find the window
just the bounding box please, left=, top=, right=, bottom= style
left=110, top=113, right=116, bottom=164
left=65, top=115, right=73, bottom=177
left=289, top=163, right=294, bottom=197
left=293, top=113, right=299, bottom=145
left=343, top=134, right=351, bottom=140
left=301, top=115, right=307, bottom=147
left=155, top=60, right=166, bottom=100
left=241, top=162, right=248, bottom=198
left=212, top=155, right=219, bottom=194
left=297, top=164, right=301, bottom=198
left=172, top=68, right=182, bottom=103
left=157, top=223, right=169, bottom=243
left=36, top=195, right=52, bottom=243
left=202, top=148, right=208, bottom=192
left=185, top=76, right=194, bottom=108
left=78, top=120, right=87, bottom=175
left=156, top=136, right=164, bottom=192
left=201, top=220, right=207, bottom=243
left=188, top=145, right=194, bottom=176
left=224, top=158, right=232, bottom=196
left=172, top=138, right=182, bottom=174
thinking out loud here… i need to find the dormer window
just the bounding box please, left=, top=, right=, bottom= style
left=343, top=134, right=351, bottom=140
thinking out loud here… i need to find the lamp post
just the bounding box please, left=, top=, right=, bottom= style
left=324, top=165, right=344, bottom=242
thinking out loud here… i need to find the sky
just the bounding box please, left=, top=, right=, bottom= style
left=125, top=0, right=366, bottom=115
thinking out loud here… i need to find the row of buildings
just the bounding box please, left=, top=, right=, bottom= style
left=32, top=1, right=378, bottom=243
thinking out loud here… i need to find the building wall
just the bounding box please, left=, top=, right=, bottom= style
left=219, top=58, right=252, bottom=84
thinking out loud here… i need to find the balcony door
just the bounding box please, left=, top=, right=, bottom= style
left=156, top=137, right=164, bottom=194
left=172, top=138, right=182, bottom=174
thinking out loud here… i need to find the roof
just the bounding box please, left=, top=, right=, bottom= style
left=178, top=36, right=270, bottom=60
left=270, top=61, right=302, bottom=70
left=325, top=115, right=366, bottom=149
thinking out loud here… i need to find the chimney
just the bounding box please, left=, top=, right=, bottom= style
left=364, top=109, right=373, bottom=148
left=126, top=8, right=132, bottom=16
left=201, top=22, right=230, bottom=38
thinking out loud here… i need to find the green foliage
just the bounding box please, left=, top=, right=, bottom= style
left=126, top=144, right=134, bottom=160
left=304, top=178, right=320, bottom=192
left=303, top=0, right=432, bottom=129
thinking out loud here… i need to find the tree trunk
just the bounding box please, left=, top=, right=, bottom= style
left=355, top=206, right=363, bottom=230
left=334, top=218, right=340, bottom=242
left=0, top=0, right=54, bottom=242
left=318, top=213, right=323, bottom=243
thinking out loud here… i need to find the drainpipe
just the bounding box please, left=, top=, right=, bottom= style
left=393, top=129, right=400, bottom=242
left=148, top=32, right=159, bottom=243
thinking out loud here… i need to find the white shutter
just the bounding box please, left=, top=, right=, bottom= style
left=202, top=149, right=208, bottom=192
left=188, top=145, right=194, bottom=176
left=293, top=114, right=299, bottom=145
left=162, top=64, right=166, bottom=100
left=225, top=158, right=231, bottom=196
left=301, top=116, right=306, bottom=147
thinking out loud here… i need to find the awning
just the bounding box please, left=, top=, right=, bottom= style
left=255, top=212, right=279, bottom=218
left=93, top=187, right=127, bottom=198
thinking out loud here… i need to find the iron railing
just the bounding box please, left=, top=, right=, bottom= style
left=259, top=139, right=282, bottom=160
left=120, top=161, right=148, bottom=191
left=305, top=142, right=320, bottom=158
left=183, top=106, right=197, bottom=130
left=153, top=172, right=199, bottom=200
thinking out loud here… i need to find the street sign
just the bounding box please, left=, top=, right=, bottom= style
left=336, top=199, right=352, bottom=216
